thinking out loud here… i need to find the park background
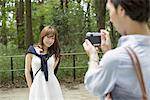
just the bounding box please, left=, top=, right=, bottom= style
left=0, top=0, right=149, bottom=88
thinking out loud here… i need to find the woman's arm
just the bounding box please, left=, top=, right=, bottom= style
left=54, top=57, right=60, bottom=69
left=25, top=53, right=32, bottom=89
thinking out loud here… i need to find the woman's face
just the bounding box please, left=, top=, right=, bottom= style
left=43, top=34, right=55, bottom=47
left=106, top=0, right=125, bottom=34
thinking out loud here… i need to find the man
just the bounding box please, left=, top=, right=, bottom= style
left=83, top=0, right=150, bottom=99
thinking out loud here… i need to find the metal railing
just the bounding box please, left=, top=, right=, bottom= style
left=0, top=52, right=103, bottom=83
left=0, top=52, right=102, bottom=83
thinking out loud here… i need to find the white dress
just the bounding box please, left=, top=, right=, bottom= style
left=29, top=47, right=64, bottom=100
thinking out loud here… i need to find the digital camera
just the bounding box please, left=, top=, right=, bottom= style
left=86, top=32, right=101, bottom=46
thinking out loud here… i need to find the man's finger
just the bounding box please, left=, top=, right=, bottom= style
left=101, top=33, right=106, bottom=46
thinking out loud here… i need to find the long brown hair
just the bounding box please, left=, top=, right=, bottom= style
left=38, top=26, right=60, bottom=60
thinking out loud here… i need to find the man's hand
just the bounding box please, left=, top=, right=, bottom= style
left=83, top=39, right=97, bottom=56
left=100, top=29, right=112, bottom=53
left=83, top=39, right=99, bottom=62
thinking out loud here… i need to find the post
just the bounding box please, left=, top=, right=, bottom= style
left=10, top=57, right=14, bottom=84
left=73, top=55, right=76, bottom=81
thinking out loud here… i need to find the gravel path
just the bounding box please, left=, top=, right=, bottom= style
left=0, top=84, right=99, bottom=100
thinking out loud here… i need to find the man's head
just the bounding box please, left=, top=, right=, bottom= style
left=110, top=0, right=150, bottom=22
left=106, top=0, right=150, bottom=34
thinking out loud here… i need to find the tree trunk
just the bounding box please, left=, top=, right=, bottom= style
left=95, top=0, right=106, bottom=31
left=38, top=0, right=44, bottom=31
left=87, top=2, right=91, bottom=31
left=84, top=1, right=91, bottom=31
left=16, top=0, right=25, bottom=48
left=25, top=0, right=33, bottom=48
left=60, top=0, right=68, bottom=9
left=77, top=0, right=81, bottom=4
left=1, top=0, right=7, bottom=46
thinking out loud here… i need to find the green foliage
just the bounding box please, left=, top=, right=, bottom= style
left=0, top=43, right=25, bottom=56
left=0, top=0, right=116, bottom=52
left=30, top=0, right=100, bottom=52
left=0, top=0, right=121, bottom=85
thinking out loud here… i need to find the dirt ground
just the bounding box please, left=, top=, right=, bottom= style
left=0, top=84, right=99, bottom=100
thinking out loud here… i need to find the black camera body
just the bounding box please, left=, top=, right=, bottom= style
left=86, top=32, right=101, bottom=46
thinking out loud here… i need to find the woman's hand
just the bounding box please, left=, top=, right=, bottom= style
left=100, top=29, right=112, bottom=53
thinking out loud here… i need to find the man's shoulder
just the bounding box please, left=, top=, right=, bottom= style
left=101, top=47, right=126, bottom=64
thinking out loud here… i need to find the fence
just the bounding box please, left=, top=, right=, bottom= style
left=0, top=52, right=103, bottom=84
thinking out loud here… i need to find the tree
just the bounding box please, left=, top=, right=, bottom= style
left=60, top=0, right=68, bottom=9
left=25, top=0, right=33, bottom=48
left=85, top=1, right=91, bottom=31
left=1, top=0, right=7, bottom=46
left=95, top=0, right=106, bottom=31
left=38, top=0, right=44, bottom=31
left=16, top=0, right=25, bottom=48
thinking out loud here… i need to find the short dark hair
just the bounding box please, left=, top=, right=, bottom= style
left=111, top=0, right=150, bottom=22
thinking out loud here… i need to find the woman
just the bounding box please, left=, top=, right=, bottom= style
left=25, top=26, right=64, bottom=100
left=83, top=0, right=150, bottom=99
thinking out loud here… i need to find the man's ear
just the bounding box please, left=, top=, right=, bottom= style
left=117, top=5, right=125, bottom=17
